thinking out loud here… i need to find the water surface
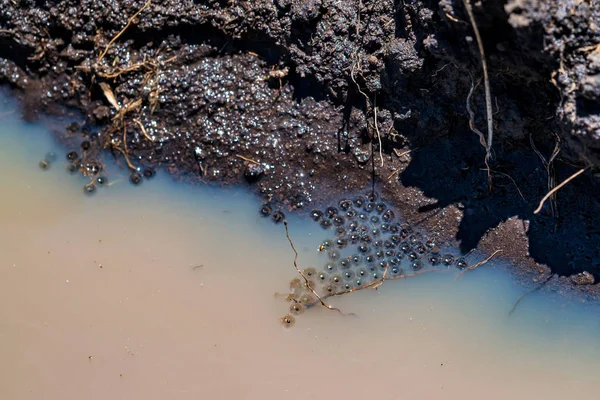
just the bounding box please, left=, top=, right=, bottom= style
left=1, top=95, right=599, bottom=399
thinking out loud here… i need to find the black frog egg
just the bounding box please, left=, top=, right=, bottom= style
left=358, top=244, right=370, bottom=253
left=281, top=315, right=296, bottom=328
left=375, top=203, right=386, bottom=214
left=333, top=216, right=345, bottom=226
left=346, top=209, right=358, bottom=219
left=384, top=240, right=394, bottom=248
left=130, top=172, right=143, bottom=185
left=374, top=240, right=384, bottom=248
left=391, top=266, right=400, bottom=275
left=381, top=223, right=390, bottom=232
left=351, top=254, right=361, bottom=264
left=96, top=176, right=108, bottom=186
left=415, top=242, right=427, bottom=254
left=391, top=235, right=401, bottom=244
left=348, top=221, right=359, bottom=231
left=412, top=259, right=423, bottom=270
left=80, top=140, right=91, bottom=151
left=353, top=196, right=366, bottom=208
left=335, top=227, right=346, bottom=236
left=83, top=183, right=96, bottom=195
left=343, top=283, right=352, bottom=290
left=310, top=209, right=323, bottom=221
left=325, top=262, right=336, bottom=272
left=370, top=215, right=380, bottom=224
left=350, top=233, right=360, bottom=243
left=290, top=303, right=305, bottom=315
left=389, top=224, right=400, bottom=234
left=325, top=206, right=338, bottom=218
left=385, top=249, right=395, bottom=257
left=66, top=150, right=78, bottom=161
left=382, top=209, right=395, bottom=222
left=371, top=228, right=380, bottom=237
left=408, top=234, right=422, bottom=245
left=143, top=168, right=155, bottom=179
left=339, top=199, right=353, bottom=211
left=354, top=279, right=363, bottom=287
left=317, top=271, right=328, bottom=281
left=359, top=234, right=372, bottom=243
left=376, top=250, right=385, bottom=259
left=400, top=242, right=411, bottom=253
left=389, top=257, right=399, bottom=266
left=456, top=258, right=468, bottom=270
left=442, top=254, right=455, bottom=266
left=400, top=227, right=411, bottom=238
left=426, top=238, right=436, bottom=249
left=378, top=260, right=388, bottom=270
left=358, top=213, right=368, bottom=221
left=304, top=268, right=317, bottom=278
left=343, top=270, right=355, bottom=280
left=331, top=274, right=342, bottom=284
left=260, top=204, right=272, bottom=217
left=272, top=210, right=285, bottom=223
left=408, top=251, right=419, bottom=261
left=320, top=219, right=332, bottom=229
left=428, top=252, right=441, bottom=265
left=365, top=254, right=375, bottom=263
left=336, top=238, right=347, bottom=248
left=358, top=269, right=367, bottom=277
left=339, top=258, right=350, bottom=269
left=364, top=202, right=375, bottom=213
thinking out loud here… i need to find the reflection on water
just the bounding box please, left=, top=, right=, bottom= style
left=1, top=94, right=600, bottom=399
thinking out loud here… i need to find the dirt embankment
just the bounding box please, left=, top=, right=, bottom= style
left=1, top=0, right=599, bottom=292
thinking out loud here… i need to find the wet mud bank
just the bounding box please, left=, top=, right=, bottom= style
left=1, top=0, right=600, bottom=293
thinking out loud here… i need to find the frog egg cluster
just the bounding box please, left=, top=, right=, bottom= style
left=280, top=192, right=467, bottom=327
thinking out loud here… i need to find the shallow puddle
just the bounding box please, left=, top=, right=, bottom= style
left=1, top=94, right=600, bottom=399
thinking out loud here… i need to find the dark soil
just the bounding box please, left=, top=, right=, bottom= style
left=1, top=0, right=600, bottom=295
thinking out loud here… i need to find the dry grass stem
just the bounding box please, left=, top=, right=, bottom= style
left=463, top=0, right=494, bottom=164
left=533, top=167, right=587, bottom=214
left=466, top=76, right=492, bottom=186
left=99, top=82, right=120, bottom=110
left=455, top=249, right=502, bottom=279
left=133, top=118, right=154, bottom=142
left=236, top=155, right=260, bottom=165
left=97, top=0, right=152, bottom=63
left=373, top=100, right=384, bottom=167
left=283, top=221, right=351, bottom=316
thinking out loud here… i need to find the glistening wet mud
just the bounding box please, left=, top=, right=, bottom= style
left=2, top=93, right=600, bottom=400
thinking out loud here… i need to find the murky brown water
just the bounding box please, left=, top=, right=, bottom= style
left=1, top=97, right=599, bottom=399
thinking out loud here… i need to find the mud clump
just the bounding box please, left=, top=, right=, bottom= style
left=1, top=1, right=600, bottom=292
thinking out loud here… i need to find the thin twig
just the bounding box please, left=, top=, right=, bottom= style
left=533, top=168, right=587, bottom=214
left=97, top=0, right=152, bottom=63
left=455, top=249, right=502, bottom=279
left=508, top=274, right=554, bottom=316
left=283, top=221, right=350, bottom=316
left=486, top=169, right=526, bottom=203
